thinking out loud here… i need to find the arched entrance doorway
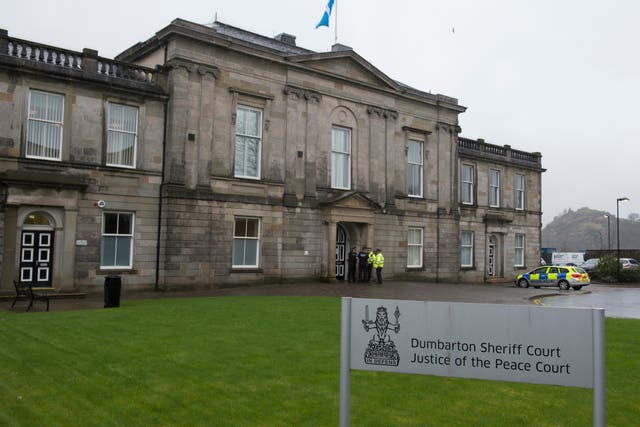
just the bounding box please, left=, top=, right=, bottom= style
left=19, top=212, right=55, bottom=286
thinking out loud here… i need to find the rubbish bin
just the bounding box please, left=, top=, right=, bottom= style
left=104, top=275, right=122, bottom=308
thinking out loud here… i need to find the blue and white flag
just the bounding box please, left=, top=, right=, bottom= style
left=315, top=0, right=335, bottom=29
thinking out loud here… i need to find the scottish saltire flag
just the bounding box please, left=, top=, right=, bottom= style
left=315, top=0, right=335, bottom=28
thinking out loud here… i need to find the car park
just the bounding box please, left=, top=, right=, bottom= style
left=580, top=258, right=600, bottom=272
left=516, top=265, right=590, bottom=290
left=620, top=258, right=640, bottom=269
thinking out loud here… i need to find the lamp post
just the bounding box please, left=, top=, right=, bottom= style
left=616, top=197, right=630, bottom=275
left=603, top=214, right=611, bottom=251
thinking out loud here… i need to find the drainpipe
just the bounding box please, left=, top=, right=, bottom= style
left=436, top=208, right=440, bottom=283
left=155, top=98, right=168, bottom=292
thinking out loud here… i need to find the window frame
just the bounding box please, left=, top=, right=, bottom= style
left=515, top=233, right=525, bottom=267
left=232, top=217, right=261, bottom=269
left=461, top=164, right=475, bottom=205
left=331, top=125, right=352, bottom=190
left=515, top=174, right=525, bottom=211
left=106, top=102, right=139, bottom=168
left=489, top=169, right=501, bottom=208
left=26, top=89, right=64, bottom=161
left=407, top=227, right=423, bottom=268
left=100, top=212, right=134, bottom=269
left=234, top=105, right=263, bottom=180
left=460, top=230, right=474, bottom=268
left=407, top=139, right=424, bottom=198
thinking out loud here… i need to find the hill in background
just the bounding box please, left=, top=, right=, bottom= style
left=542, top=207, right=640, bottom=251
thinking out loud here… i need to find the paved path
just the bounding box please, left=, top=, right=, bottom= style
left=3, top=280, right=566, bottom=312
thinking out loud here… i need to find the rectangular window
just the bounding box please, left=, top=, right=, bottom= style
left=460, top=231, right=474, bottom=267
left=461, top=164, right=474, bottom=204
left=407, top=227, right=423, bottom=268
left=515, top=174, right=525, bottom=210
left=233, top=217, right=260, bottom=268
left=101, top=212, right=134, bottom=268
left=515, top=234, right=525, bottom=267
left=331, top=126, right=351, bottom=189
left=107, top=103, right=138, bottom=167
left=407, top=140, right=423, bottom=197
left=27, top=90, right=64, bottom=160
left=235, top=106, right=262, bottom=179
left=489, top=169, right=501, bottom=207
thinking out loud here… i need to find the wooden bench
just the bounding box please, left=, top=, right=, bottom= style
left=12, top=280, right=50, bottom=312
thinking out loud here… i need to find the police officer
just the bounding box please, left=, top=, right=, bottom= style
left=358, top=246, right=369, bottom=282
left=366, top=247, right=375, bottom=282
left=347, top=247, right=358, bottom=283
left=373, top=248, right=385, bottom=284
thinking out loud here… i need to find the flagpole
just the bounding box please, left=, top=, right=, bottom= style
left=335, top=0, right=338, bottom=44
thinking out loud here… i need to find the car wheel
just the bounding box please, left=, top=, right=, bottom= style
left=558, top=280, right=570, bottom=290
left=572, top=286, right=583, bottom=290
left=517, top=279, right=529, bottom=288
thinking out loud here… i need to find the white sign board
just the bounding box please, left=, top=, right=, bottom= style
left=349, top=299, right=594, bottom=388
left=339, top=298, right=605, bottom=427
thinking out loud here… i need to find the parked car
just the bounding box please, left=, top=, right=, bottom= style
left=620, top=258, right=640, bottom=269
left=516, top=265, right=590, bottom=290
left=580, top=258, right=600, bottom=272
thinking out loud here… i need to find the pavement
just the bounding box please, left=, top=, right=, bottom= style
left=1, top=280, right=570, bottom=313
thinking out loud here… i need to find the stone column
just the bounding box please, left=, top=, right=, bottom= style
left=165, top=60, right=192, bottom=185
left=197, top=66, right=219, bottom=187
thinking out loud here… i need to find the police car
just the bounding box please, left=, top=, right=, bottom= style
left=516, top=265, right=590, bottom=290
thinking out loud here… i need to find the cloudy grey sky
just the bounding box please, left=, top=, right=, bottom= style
left=4, top=0, right=639, bottom=224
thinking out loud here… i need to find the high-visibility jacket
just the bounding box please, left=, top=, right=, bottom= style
left=367, top=251, right=375, bottom=265
left=373, top=252, right=384, bottom=268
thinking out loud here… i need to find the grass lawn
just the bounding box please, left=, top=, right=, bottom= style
left=1, top=296, right=639, bottom=426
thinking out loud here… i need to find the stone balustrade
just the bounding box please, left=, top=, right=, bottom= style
left=1, top=30, right=156, bottom=85
left=459, top=137, right=542, bottom=168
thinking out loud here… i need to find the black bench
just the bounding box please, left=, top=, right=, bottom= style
left=12, top=280, right=50, bottom=312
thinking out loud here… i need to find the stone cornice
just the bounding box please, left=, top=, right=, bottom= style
left=366, top=105, right=398, bottom=120
left=164, top=58, right=220, bottom=78
left=283, top=85, right=322, bottom=102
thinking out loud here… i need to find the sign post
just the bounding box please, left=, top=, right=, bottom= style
left=339, top=297, right=605, bottom=427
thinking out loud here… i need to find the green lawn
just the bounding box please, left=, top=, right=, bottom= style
left=1, top=296, right=638, bottom=426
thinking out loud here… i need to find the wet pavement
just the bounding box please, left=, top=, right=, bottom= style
left=541, top=284, right=640, bottom=319
left=3, top=281, right=639, bottom=317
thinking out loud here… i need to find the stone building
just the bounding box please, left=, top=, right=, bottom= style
left=0, top=19, right=544, bottom=292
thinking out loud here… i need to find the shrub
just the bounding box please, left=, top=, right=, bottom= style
left=593, top=255, right=640, bottom=282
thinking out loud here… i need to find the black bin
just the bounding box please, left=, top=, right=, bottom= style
left=104, top=275, right=122, bottom=308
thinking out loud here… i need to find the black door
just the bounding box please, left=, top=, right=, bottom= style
left=336, top=225, right=346, bottom=280
left=20, top=230, right=54, bottom=287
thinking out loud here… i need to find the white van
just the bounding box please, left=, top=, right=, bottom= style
left=551, top=252, right=585, bottom=266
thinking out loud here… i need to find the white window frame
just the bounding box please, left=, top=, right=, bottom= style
left=407, top=140, right=424, bottom=198
left=26, top=90, right=64, bottom=161
left=234, top=105, right=262, bottom=179
left=489, top=169, right=501, bottom=208
left=331, top=126, right=351, bottom=190
left=461, top=164, right=474, bottom=205
left=515, top=174, right=525, bottom=211
left=107, top=102, right=139, bottom=168
left=101, top=212, right=134, bottom=269
left=407, top=227, right=423, bottom=268
left=515, top=234, right=525, bottom=267
left=460, top=231, right=474, bottom=267
left=232, top=217, right=261, bottom=268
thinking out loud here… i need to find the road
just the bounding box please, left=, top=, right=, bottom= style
left=540, top=283, right=640, bottom=319
left=4, top=281, right=639, bottom=318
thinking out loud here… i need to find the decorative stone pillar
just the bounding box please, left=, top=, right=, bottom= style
left=164, top=60, right=194, bottom=185
left=197, top=66, right=219, bottom=187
